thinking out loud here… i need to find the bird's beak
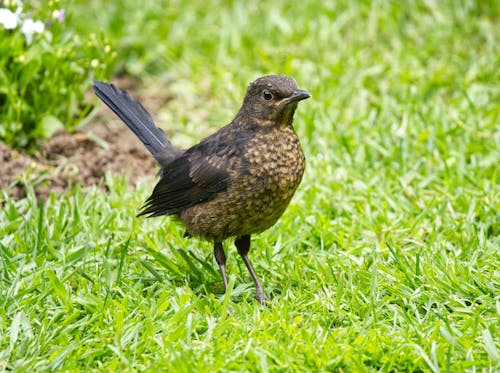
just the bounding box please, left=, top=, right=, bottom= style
left=285, top=89, right=311, bottom=104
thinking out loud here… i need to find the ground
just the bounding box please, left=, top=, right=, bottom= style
left=1, top=1, right=498, bottom=371
left=0, top=120, right=156, bottom=199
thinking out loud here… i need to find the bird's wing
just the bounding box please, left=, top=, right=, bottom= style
left=138, top=137, right=237, bottom=217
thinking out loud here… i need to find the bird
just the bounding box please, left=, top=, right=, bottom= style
left=92, top=75, right=310, bottom=304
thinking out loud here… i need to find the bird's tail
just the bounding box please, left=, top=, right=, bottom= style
left=93, top=81, right=176, bottom=166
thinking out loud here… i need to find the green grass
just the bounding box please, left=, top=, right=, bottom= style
left=1, top=0, right=499, bottom=371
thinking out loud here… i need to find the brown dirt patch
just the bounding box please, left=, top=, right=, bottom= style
left=0, top=120, right=157, bottom=200
left=0, top=76, right=174, bottom=200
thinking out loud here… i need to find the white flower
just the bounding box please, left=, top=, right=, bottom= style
left=21, top=18, right=44, bottom=44
left=0, top=8, right=18, bottom=29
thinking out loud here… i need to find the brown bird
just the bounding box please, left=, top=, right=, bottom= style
left=93, top=75, right=310, bottom=303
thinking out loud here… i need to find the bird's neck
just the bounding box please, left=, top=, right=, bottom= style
left=233, top=107, right=297, bottom=131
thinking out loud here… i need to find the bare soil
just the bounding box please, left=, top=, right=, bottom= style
left=0, top=120, right=157, bottom=199
left=0, top=77, right=173, bottom=200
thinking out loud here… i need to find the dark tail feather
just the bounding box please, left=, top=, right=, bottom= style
left=93, top=81, right=175, bottom=165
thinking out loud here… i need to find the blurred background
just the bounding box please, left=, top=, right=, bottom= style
left=0, top=0, right=499, bottom=371
left=2, top=0, right=498, bottom=152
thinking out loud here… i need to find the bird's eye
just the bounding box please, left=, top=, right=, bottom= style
left=262, top=90, right=273, bottom=100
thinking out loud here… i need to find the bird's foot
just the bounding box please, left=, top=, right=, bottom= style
left=254, top=291, right=270, bottom=305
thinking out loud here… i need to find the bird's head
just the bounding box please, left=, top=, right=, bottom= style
left=237, top=75, right=310, bottom=127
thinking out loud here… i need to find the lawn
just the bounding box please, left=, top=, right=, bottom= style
left=1, top=0, right=499, bottom=371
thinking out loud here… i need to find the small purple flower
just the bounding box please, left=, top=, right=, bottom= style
left=58, top=9, right=65, bottom=22
left=52, top=9, right=65, bottom=23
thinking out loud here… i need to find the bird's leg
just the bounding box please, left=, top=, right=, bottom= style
left=235, top=235, right=268, bottom=304
left=213, top=241, right=228, bottom=291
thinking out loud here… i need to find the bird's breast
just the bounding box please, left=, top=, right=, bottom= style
left=242, top=127, right=305, bottom=193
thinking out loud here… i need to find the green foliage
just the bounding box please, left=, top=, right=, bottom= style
left=1, top=0, right=500, bottom=371
left=0, top=0, right=115, bottom=149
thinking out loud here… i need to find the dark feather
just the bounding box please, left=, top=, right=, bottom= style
left=138, top=131, right=253, bottom=217
left=138, top=146, right=231, bottom=217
